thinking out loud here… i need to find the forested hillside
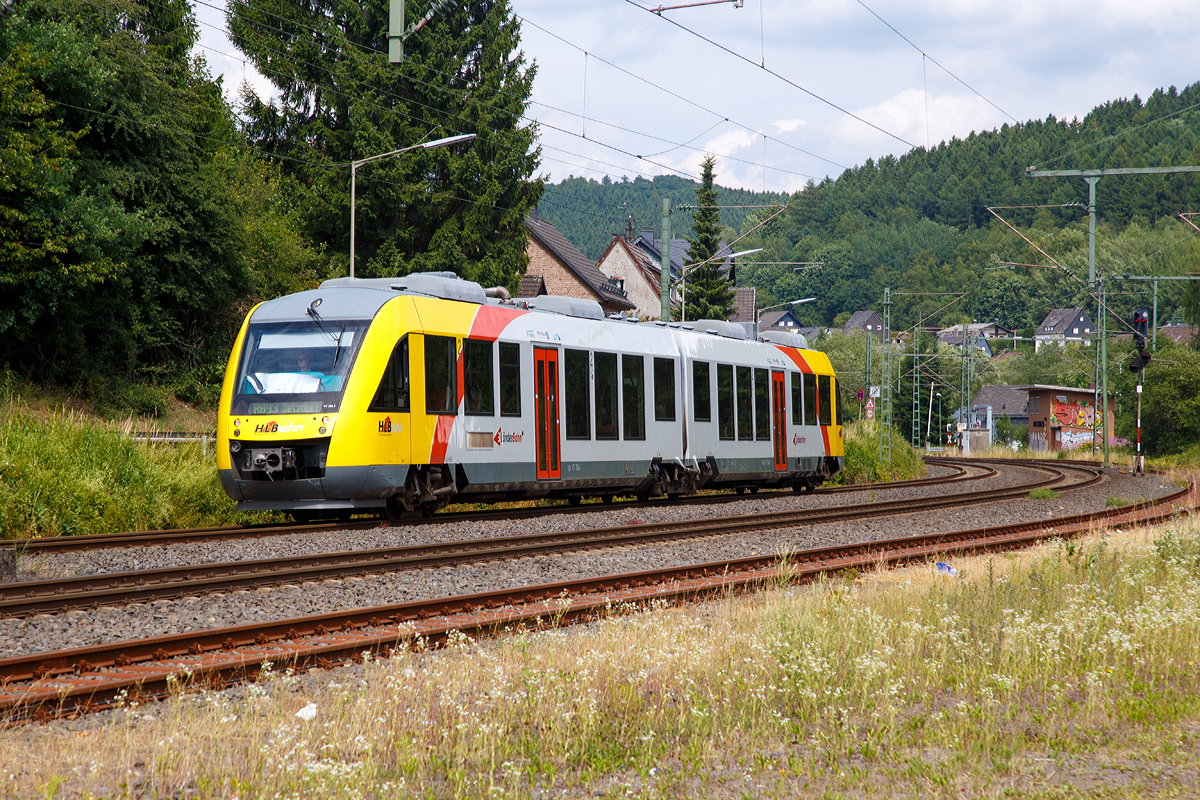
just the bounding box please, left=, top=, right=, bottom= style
left=543, top=84, right=1200, bottom=334
left=538, top=175, right=788, bottom=261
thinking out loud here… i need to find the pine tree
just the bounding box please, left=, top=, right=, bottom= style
left=228, top=0, right=542, bottom=290
left=682, top=155, right=734, bottom=321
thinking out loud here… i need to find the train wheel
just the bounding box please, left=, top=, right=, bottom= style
left=666, top=492, right=681, bottom=501
left=420, top=501, right=439, bottom=518
left=804, top=482, right=816, bottom=493
left=749, top=487, right=760, bottom=494
left=568, top=496, right=582, bottom=506
left=735, top=487, right=745, bottom=495
left=601, top=495, right=614, bottom=504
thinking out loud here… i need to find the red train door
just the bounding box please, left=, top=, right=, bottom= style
left=534, top=348, right=561, bottom=480
left=771, top=371, right=787, bottom=471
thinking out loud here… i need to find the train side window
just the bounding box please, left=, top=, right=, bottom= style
left=754, top=368, right=770, bottom=440
left=594, top=351, right=618, bottom=439
left=463, top=339, right=494, bottom=415
left=717, top=364, right=734, bottom=440
left=565, top=348, right=590, bottom=439
left=817, top=374, right=832, bottom=426
left=803, top=373, right=817, bottom=425
left=833, top=377, right=844, bottom=425
left=736, top=365, right=752, bottom=440
left=368, top=335, right=409, bottom=412
left=425, top=335, right=457, bottom=414
left=693, top=361, right=711, bottom=422
left=499, top=342, right=521, bottom=416
left=622, top=354, right=645, bottom=440
left=653, top=357, right=675, bottom=422
left=790, top=372, right=802, bottom=426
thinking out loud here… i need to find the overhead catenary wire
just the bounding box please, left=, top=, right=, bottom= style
left=853, top=0, right=1018, bottom=125
left=195, top=0, right=831, bottom=182
left=623, top=0, right=918, bottom=150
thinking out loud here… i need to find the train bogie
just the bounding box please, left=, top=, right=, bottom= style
left=217, top=273, right=843, bottom=516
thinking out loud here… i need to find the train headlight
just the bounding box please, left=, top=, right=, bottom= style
left=321, top=416, right=330, bottom=425
left=234, top=429, right=241, bottom=437
left=319, top=426, right=327, bottom=434
left=229, top=440, right=242, bottom=454
left=234, top=419, right=240, bottom=427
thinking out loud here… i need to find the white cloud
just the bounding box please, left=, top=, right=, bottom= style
left=830, top=89, right=1002, bottom=151
left=771, top=118, right=806, bottom=134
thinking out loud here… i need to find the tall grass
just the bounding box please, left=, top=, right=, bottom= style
left=13, top=516, right=1199, bottom=795
left=0, top=403, right=253, bottom=538
left=834, top=419, right=927, bottom=484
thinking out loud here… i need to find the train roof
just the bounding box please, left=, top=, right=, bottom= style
left=300, top=273, right=808, bottom=349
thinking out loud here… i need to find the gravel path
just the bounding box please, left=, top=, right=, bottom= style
left=0, top=465, right=1176, bottom=659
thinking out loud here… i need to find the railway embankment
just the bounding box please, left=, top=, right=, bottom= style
left=3, top=505, right=1199, bottom=797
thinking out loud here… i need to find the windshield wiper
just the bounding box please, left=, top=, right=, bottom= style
left=332, top=324, right=347, bottom=367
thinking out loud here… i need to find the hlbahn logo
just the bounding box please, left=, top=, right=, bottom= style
left=255, top=420, right=302, bottom=434
left=494, top=428, right=524, bottom=445
left=379, top=416, right=393, bottom=433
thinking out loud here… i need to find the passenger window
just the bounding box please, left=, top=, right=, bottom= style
left=425, top=335, right=457, bottom=414
left=594, top=351, right=618, bottom=439
left=818, top=374, right=832, bottom=426
left=463, top=339, right=494, bottom=415
left=499, top=342, right=521, bottom=416
left=653, top=357, right=675, bottom=422
left=736, top=365, right=752, bottom=441
left=622, top=354, right=645, bottom=440
left=565, top=348, right=590, bottom=439
left=717, top=364, right=734, bottom=440
left=790, top=372, right=802, bottom=426
left=803, top=373, right=817, bottom=426
left=833, top=377, right=844, bottom=425
left=368, top=336, right=409, bottom=412
left=754, top=368, right=770, bottom=440
left=693, top=361, right=711, bottom=422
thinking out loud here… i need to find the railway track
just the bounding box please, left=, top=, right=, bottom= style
left=2, top=458, right=1179, bottom=722
left=0, top=462, right=1055, bottom=617
left=0, top=462, right=984, bottom=555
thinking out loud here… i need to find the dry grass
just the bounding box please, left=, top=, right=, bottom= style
left=6, top=520, right=1200, bottom=798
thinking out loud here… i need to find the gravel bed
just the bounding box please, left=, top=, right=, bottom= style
left=0, top=465, right=1177, bottom=659
left=23, top=462, right=1023, bottom=581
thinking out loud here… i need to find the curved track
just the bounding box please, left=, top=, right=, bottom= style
left=1, top=459, right=1184, bottom=721
left=0, top=463, right=1039, bottom=617
left=0, top=462, right=982, bottom=555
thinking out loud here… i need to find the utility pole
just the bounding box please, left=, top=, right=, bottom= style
left=1027, top=165, right=1200, bottom=466
left=911, top=318, right=921, bottom=447
left=389, top=0, right=404, bottom=62
left=660, top=198, right=672, bottom=321
left=879, top=288, right=893, bottom=470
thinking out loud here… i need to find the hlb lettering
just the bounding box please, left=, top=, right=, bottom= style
left=253, top=421, right=303, bottom=434
left=379, top=416, right=392, bottom=434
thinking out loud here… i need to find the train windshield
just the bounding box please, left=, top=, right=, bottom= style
left=231, top=320, right=370, bottom=415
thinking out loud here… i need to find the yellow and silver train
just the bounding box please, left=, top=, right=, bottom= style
left=217, top=273, right=843, bottom=519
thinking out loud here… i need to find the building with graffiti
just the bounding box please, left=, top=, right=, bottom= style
left=1020, top=384, right=1114, bottom=452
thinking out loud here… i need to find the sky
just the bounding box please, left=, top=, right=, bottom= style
left=193, top=0, right=1200, bottom=195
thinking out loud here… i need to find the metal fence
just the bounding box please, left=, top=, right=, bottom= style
left=128, top=432, right=217, bottom=456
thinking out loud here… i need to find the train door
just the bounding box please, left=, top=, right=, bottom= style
left=534, top=347, right=561, bottom=480
left=771, top=371, right=787, bottom=471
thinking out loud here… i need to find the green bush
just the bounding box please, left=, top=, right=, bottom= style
left=0, top=405, right=272, bottom=538
left=833, top=419, right=927, bottom=485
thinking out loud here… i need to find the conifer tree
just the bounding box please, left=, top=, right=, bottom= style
left=682, top=155, right=734, bottom=321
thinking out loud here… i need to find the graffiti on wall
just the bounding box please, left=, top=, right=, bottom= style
left=1050, top=398, right=1096, bottom=429
left=1029, top=431, right=1047, bottom=451
left=1058, top=430, right=1094, bottom=450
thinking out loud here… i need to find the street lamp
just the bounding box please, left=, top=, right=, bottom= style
left=350, top=133, right=477, bottom=277
left=756, top=297, right=815, bottom=321
left=678, top=248, right=763, bottom=322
